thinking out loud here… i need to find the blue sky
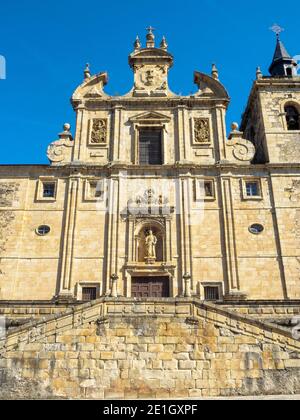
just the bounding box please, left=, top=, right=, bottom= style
left=0, top=0, right=298, bottom=164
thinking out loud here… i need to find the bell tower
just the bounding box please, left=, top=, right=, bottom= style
left=241, top=28, right=300, bottom=164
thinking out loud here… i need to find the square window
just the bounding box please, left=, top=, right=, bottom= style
left=195, top=179, right=215, bottom=201
left=89, top=181, right=103, bottom=198
left=204, top=286, right=220, bottom=301
left=43, top=183, right=56, bottom=198
left=82, top=287, right=97, bottom=302
left=242, top=179, right=263, bottom=201
left=245, top=181, right=260, bottom=197
left=85, top=179, right=104, bottom=201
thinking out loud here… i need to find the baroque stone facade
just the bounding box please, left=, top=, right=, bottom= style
left=0, top=30, right=299, bottom=303
left=0, top=30, right=300, bottom=398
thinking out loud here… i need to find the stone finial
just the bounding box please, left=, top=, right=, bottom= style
left=84, top=63, right=91, bottom=80
left=146, top=26, right=155, bottom=48
left=211, top=63, right=219, bottom=80
left=59, top=123, right=73, bottom=140
left=160, top=36, right=168, bottom=51
left=134, top=36, right=141, bottom=51
left=256, top=66, right=263, bottom=80
left=231, top=122, right=240, bottom=132
left=63, top=123, right=71, bottom=132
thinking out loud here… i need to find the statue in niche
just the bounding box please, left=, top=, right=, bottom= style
left=145, top=230, right=157, bottom=263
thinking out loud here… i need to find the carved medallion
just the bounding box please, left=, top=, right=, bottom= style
left=90, top=119, right=107, bottom=144
left=134, top=65, right=167, bottom=93
left=194, top=119, right=210, bottom=143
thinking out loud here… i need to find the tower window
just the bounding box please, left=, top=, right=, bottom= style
left=285, top=105, right=300, bottom=131
left=139, top=128, right=163, bottom=165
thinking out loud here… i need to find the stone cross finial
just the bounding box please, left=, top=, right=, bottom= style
left=146, top=26, right=155, bottom=48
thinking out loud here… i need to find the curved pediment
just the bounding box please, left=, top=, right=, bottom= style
left=71, top=72, right=109, bottom=105
left=194, top=71, right=230, bottom=100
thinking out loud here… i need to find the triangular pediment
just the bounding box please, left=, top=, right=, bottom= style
left=129, top=111, right=171, bottom=123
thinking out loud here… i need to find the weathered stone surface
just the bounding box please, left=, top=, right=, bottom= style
left=0, top=299, right=300, bottom=399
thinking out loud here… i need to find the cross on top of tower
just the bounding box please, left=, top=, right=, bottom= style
left=147, top=26, right=155, bottom=34
left=270, top=23, right=285, bottom=39
left=146, top=26, right=156, bottom=48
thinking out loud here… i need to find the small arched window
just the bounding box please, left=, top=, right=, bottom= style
left=285, top=105, right=300, bottom=131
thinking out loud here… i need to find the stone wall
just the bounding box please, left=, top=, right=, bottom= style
left=1, top=298, right=300, bottom=399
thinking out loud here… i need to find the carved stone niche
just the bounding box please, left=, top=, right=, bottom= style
left=123, top=190, right=174, bottom=265
left=134, top=218, right=166, bottom=264
left=89, top=118, right=108, bottom=145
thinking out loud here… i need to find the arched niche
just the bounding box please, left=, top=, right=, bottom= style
left=134, top=219, right=165, bottom=263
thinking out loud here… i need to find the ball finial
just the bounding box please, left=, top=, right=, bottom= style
left=231, top=122, right=239, bottom=132
left=63, top=123, right=71, bottom=132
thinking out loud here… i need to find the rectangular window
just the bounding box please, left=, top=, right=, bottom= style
left=139, top=128, right=163, bottom=165
left=89, top=181, right=103, bottom=199
left=82, top=287, right=97, bottom=302
left=204, top=181, right=214, bottom=198
left=245, top=181, right=260, bottom=197
left=204, top=286, right=220, bottom=301
left=43, top=183, right=56, bottom=198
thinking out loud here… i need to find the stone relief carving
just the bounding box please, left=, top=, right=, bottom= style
left=134, top=65, right=168, bottom=95
left=90, top=119, right=107, bottom=144
left=0, top=183, right=19, bottom=207
left=124, top=189, right=174, bottom=217
left=194, top=119, right=210, bottom=143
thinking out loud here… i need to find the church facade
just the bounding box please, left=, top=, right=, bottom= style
left=1, top=29, right=300, bottom=304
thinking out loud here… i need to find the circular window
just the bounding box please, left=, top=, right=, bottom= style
left=36, top=225, right=51, bottom=236
left=249, top=224, right=264, bottom=235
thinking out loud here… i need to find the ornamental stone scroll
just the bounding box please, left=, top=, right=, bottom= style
left=47, top=124, right=74, bottom=165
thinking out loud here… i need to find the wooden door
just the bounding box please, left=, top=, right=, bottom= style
left=131, top=277, right=169, bottom=298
